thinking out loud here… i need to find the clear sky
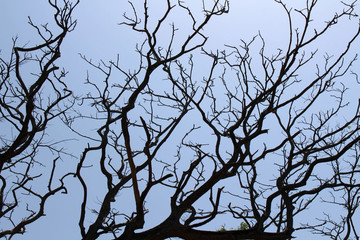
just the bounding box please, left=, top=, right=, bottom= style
left=1, top=1, right=360, bottom=239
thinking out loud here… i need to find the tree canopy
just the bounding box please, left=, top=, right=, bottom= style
left=1, top=0, right=360, bottom=239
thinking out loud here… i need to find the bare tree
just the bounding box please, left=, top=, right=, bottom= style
left=69, top=0, right=360, bottom=240
left=0, top=0, right=78, bottom=238
left=2, top=0, right=360, bottom=240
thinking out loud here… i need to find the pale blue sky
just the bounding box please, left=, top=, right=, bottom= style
left=1, top=1, right=360, bottom=239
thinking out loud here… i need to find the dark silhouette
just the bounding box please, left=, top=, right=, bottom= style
left=1, top=0, right=360, bottom=239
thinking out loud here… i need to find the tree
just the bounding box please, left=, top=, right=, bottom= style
left=0, top=0, right=78, bottom=238
left=1, top=0, right=360, bottom=240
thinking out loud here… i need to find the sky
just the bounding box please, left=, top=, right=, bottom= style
left=1, top=0, right=360, bottom=239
